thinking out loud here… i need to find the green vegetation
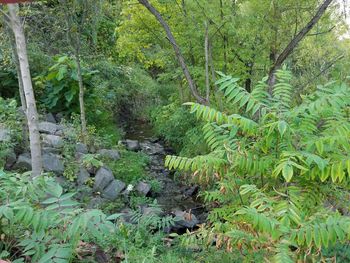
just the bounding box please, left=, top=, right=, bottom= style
left=1, top=0, right=350, bottom=262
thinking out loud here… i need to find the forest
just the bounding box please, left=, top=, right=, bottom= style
left=0, top=0, right=350, bottom=262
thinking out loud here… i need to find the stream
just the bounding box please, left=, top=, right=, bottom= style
left=124, top=120, right=206, bottom=223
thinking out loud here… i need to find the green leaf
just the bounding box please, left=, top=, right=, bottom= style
left=282, top=164, right=293, bottom=182
left=278, top=121, right=287, bottom=138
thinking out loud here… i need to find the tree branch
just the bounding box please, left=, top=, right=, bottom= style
left=138, top=0, right=207, bottom=104
left=267, top=0, right=334, bottom=93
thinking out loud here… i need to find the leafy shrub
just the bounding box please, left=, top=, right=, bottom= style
left=106, top=150, right=150, bottom=184
left=151, top=102, right=207, bottom=155
left=166, top=69, right=350, bottom=261
left=34, top=55, right=97, bottom=114
left=0, top=170, right=118, bottom=262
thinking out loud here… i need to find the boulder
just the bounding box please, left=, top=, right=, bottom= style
left=42, top=147, right=61, bottom=155
left=5, top=149, right=17, bottom=169
left=136, top=181, right=151, bottom=196
left=75, top=143, right=88, bottom=154
left=77, top=167, right=90, bottom=185
left=42, top=134, right=64, bottom=148
left=38, top=121, right=62, bottom=135
left=118, top=208, right=134, bottom=223
left=172, top=210, right=199, bottom=229
left=42, top=153, right=64, bottom=174
left=101, top=179, right=126, bottom=200
left=14, top=153, right=32, bottom=171
left=183, top=185, right=199, bottom=197
left=45, top=113, right=57, bottom=123
left=125, top=139, right=140, bottom=151
left=97, top=149, right=120, bottom=160
left=93, top=167, right=114, bottom=192
left=141, top=205, right=163, bottom=217
left=140, top=141, right=164, bottom=155
left=0, top=125, right=11, bottom=142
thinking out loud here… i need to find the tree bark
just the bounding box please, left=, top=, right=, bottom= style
left=138, top=0, right=208, bottom=104
left=267, top=0, right=333, bottom=93
left=8, top=4, right=42, bottom=177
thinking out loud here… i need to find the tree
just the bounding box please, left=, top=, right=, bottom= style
left=59, top=0, right=88, bottom=142
left=138, top=0, right=208, bottom=105
left=267, top=0, right=334, bottom=91
left=6, top=4, right=42, bottom=177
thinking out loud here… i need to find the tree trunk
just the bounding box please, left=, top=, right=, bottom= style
left=138, top=0, right=207, bottom=105
left=204, top=22, right=210, bottom=103
left=267, top=0, right=333, bottom=93
left=60, top=0, right=88, bottom=143
left=74, top=51, right=87, bottom=142
left=8, top=4, right=42, bottom=177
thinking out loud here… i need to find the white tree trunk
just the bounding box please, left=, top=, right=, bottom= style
left=8, top=4, right=42, bottom=177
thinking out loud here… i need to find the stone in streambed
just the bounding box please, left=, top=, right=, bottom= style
left=97, top=149, right=120, bottom=160
left=136, top=181, right=151, bottom=196
left=93, top=167, right=114, bottom=192
left=101, top=179, right=126, bottom=200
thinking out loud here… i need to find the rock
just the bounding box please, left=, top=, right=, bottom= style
left=101, top=179, right=126, bottom=200
left=77, top=167, right=90, bottom=185
left=42, top=153, right=64, bottom=174
left=38, top=121, right=62, bottom=135
left=125, top=139, right=140, bottom=151
left=55, top=113, right=64, bottom=123
left=136, top=181, right=151, bottom=196
left=97, top=149, right=120, bottom=160
left=183, top=185, right=199, bottom=197
left=87, top=196, right=106, bottom=209
left=118, top=208, right=134, bottom=223
left=76, top=143, right=88, bottom=154
left=93, top=167, right=114, bottom=192
left=0, top=125, right=11, bottom=142
left=45, top=113, right=56, bottom=123
left=5, top=149, right=16, bottom=169
left=140, top=141, right=164, bottom=155
left=14, top=153, right=32, bottom=170
left=42, top=134, right=64, bottom=148
left=42, top=147, right=61, bottom=155
left=141, top=206, right=163, bottom=217
left=172, top=210, right=199, bottom=229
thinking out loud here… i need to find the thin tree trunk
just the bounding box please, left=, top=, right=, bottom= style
left=267, top=0, right=333, bottom=93
left=60, top=0, right=88, bottom=142
left=138, top=0, right=207, bottom=105
left=204, top=22, right=210, bottom=103
left=8, top=4, right=42, bottom=177
left=74, top=51, right=87, bottom=142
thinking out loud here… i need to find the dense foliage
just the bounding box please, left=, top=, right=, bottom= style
left=1, top=0, right=350, bottom=262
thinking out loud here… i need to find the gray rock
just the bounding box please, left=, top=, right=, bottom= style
left=42, top=134, right=64, bottom=148
left=141, top=206, right=163, bottom=217
left=0, top=124, right=11, bottom=142
left=93, top=167, right=114, bottom=192
left=55, top=113, right=64, bottom=123
left=42, top=153, right=64, bottom=174
left=42, top=147, right=61, bottom=155
left=75, top=143, right=88, bottom=154
left=38, top=121, right=62, bottom=135
left=140, top=141, right=164, bottom=155
left=97, top=149, right=120, bottom=160
left=183, top=185, right=199, bottom=197
left=136, top=181, right=151, bottom=196
left=45, top=113, right=56, bottom=123
left=5, top=149, right=17, bottom=169
left=102, top=179, right=126, bottom=200
left=118, top=208, right=134, bottom=223
left=14, top=153, right=32, bottom=171
left=173, top=210, right=199, bottom=229
left=87, top=196, right=106, bottom=209
left=125, top=139, right=140, bottom=151
left=77, top=167, right=90, bottom=185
